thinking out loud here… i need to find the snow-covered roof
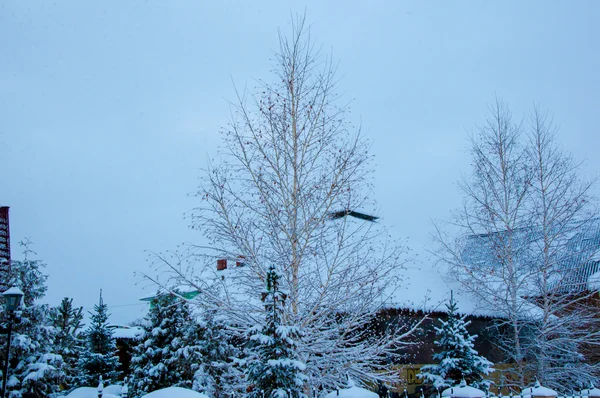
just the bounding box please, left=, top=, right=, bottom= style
left=139, top=285, right=200, bottom=302
left=588, top=271, right=600, bottom=291
left=109, top=325, right=144, bottom=340
left=388, top=261, right=545, bottom=319
left=462, top=219, right=600, bottom=295
left=389, top=262, right=490, bottom=316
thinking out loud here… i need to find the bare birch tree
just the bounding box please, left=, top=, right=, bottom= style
left=434, top=100, right=600, bottom=388
left=524, top=107, right=600, bottom=388
left=434, top=100, right=534, bottom=387
left=148, top=16, right=421, bottom=391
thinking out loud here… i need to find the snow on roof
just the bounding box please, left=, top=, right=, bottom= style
left=388, top=261, right=488, bottom=316
left=463, top=219, right=600, bottom=295
left=109, top=325, right=144, bottom=340
left=588, top=271, right=600, bottom=291
left=139, top=284, right=200, bottom=302
left=140, top=387, right=210, bottom=398
left=389, top=258, right=547, bottom=320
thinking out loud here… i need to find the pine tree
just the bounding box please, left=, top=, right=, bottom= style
left=246, top=265, right=307, bottom=398
left=49, top=297, right=84, bottom=389
left=76, top=290, right=121, bottom=387
left=129, top=290, right=202, bottom=397
left=419, top=292, right=493, bottom=389
left=0, top=241, right=66, bottom=397
left=193, top=310, right=243, bottom=398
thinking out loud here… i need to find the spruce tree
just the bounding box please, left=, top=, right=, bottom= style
left=193, top=310, right=243, bottom=398
left=246, top=265, right=307, bottom=398
left=419, top=292, right=493, bottom=389
left=129, top=290, right=202, bottom=397
left=76, top=290, right=121, bottom=386
left=0, top=241, right=65, bottom=397
left=50, top=297, right=84, bottom=389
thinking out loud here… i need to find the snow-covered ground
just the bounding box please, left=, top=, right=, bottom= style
left=63, top=386, right=120, bottom=398
left=140, top=387, right=209, bottom=398
left=324, top=380, right=379, bottom=398
left=62, top=386, right=208, bottom=398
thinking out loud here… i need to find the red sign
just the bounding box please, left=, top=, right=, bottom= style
left=0, top=207, right=10, bottom=289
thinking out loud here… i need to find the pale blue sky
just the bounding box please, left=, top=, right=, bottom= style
left=1, top=1, right=599, bottom=323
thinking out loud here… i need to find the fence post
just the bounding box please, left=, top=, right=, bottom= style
left=121, top=377, right=128, bottom=398
left=97, top=375, right=104, bottom=398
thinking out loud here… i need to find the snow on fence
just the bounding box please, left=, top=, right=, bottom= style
left=82, top=378, right=600, bottom=398
left=423, top=380, right=600, bottom=398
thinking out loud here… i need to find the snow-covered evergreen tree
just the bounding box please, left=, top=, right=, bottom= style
left=129, top=290, right=201, bottom=397
left=0, top=241, right=65, bottom=397
left=246, top=265, right=307, bottom=398
left=49, top=297, right=84, bottom=389
left=76, top=290, right=121, bottom=387
left=419, top=292, right=493, bottom=389
left=193, top=310, right=243, bottom=398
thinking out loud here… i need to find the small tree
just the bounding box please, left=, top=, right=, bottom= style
left=50, top=297, right=84, bottom=389
left=129, top=291, right=201, bottom=397
left=247, top=265, right=307, bottom=398
left=419, top=292, right=493, bottom=389
left=76, top=290, right=121, bottom=386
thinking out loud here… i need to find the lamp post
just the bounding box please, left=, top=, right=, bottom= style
left=1, top=287, right=24, bottom=398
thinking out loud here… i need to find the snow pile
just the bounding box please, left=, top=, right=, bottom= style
left=104, top=384, right=123, bottom=395
left=140, top=387, right=210, bottom=398
left=324, top=380, right=378, bottom=398
left=581, top=384, right=600, bottom=397
left=521, top=381, right=557, bottom=398
left=62, top=386, right=119, bottom=398
left=441, top=381, right=485, bottom=398
left=588, top=271, right=600, bottom=291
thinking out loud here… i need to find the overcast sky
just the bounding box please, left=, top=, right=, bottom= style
left=1, top=1, right=599, bottom=324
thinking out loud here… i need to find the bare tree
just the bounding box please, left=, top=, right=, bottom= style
left=434, top=100, right=534, bottom=387
left=524, top=107, right=600, bottom=388
left=147, top=16, right=422, bottom=391
left=434, top=100, right=600, bottom=388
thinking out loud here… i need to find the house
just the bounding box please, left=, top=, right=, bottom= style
left=108, top=324, right=144, bottom=378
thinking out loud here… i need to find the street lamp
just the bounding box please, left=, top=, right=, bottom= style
left=1, top=286, right=24, bottom=398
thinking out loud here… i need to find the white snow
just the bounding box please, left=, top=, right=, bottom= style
left=581, top=386, right=600, bottom=397
left=521, top=383, right=558, bottom=398
left=324, top=385, right=378, bottom=398
left=140, top=387, right=210, bottom=398
left=441, top=382, right=485, bottom=398
left=62, top=387, right=120, bottom=398
left=588, top=271, right=600, bottom=291
left=388, top=262, right=545, bottom=319
left=104, top=385, right=123, bottom=395
left=109, top=325, right=145, bottom=339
